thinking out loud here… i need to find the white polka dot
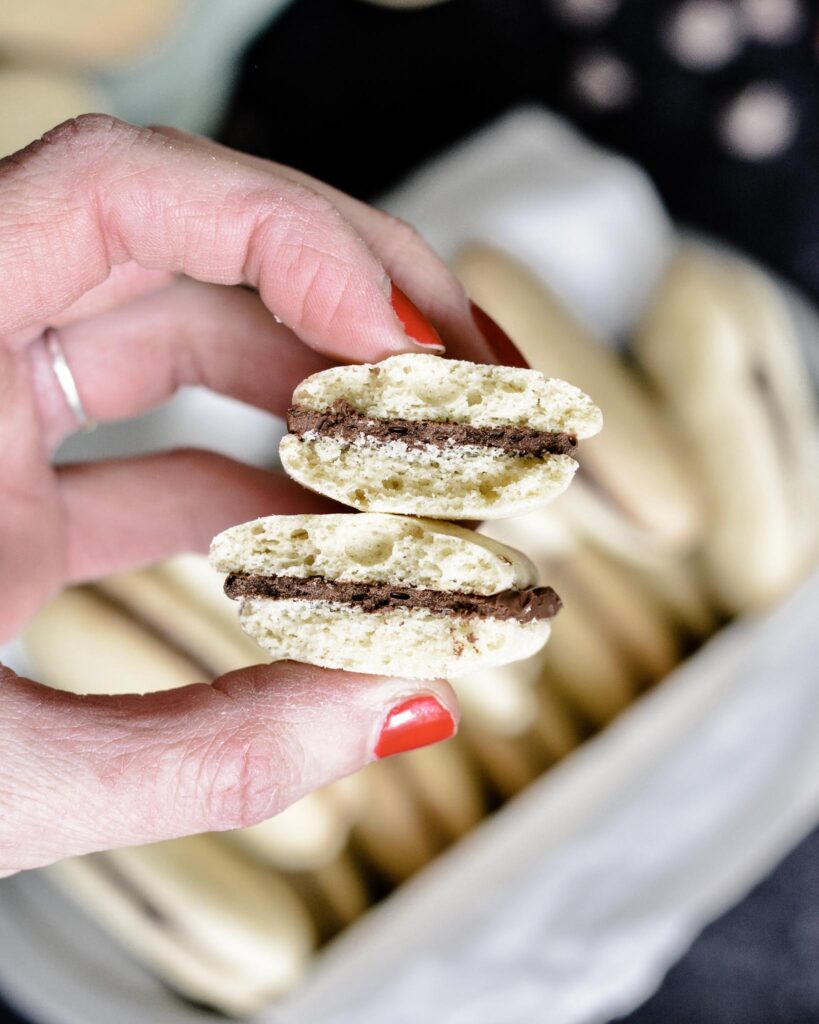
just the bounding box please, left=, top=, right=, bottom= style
left=718, top=83, right=798, bottom=159
left=552, top=0, right=619, bottom=28
left=572, top=50, right=635, bottom=109
left=739, top=0, right=802, bottom=43
left=666, top=0, right=743, bottom=70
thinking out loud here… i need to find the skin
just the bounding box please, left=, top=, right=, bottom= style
left=0, top=114, right=501, bottom=877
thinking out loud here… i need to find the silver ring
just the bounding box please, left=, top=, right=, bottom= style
left=43, top=327, right=96, bottom=432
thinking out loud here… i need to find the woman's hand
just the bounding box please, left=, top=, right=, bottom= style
left=0, top=115, right=509, bottom=877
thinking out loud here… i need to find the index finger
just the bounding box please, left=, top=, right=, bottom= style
left=0, top=116, right=417, bottom=362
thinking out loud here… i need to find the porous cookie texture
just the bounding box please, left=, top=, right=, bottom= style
left=280, top=354, right=601, bottom=518
left=238, top=600, right=551, bottom=678
left=289, top=353, right=602, bottom=435
left=210, top=513, right=537, bottom=595
left=209, top=513, right=553, bottom=674
left=279, top=435, right=577, bottom=518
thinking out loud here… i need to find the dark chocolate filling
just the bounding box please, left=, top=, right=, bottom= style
left=224, top=573, right=561, bottom=624
left=286, top=401, right=578, bottom=457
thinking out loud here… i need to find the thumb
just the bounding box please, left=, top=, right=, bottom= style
left=0, top=663, right=458, bottom=876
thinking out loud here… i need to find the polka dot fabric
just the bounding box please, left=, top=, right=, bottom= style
left=221, top=0, right=819, bottom=326
left=541, top=0, right=819, bottom=299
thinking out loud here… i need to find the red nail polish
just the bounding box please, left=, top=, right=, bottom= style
left=470, top=300, right=530, bottom=369
left=391, top=283, right=446, bottom=352
left=374, top=695, right=456, bottom=759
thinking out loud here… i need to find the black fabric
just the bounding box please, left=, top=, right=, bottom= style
left=613, top=822, right=819, bottom=1024
left=220, top=0, right=819, bottom=304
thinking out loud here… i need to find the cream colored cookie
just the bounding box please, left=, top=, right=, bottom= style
left=23, top=587, right=203, bottom=695
left=454, top=244, right=704, bottom=562
left=224, top=789, right=354, bottom=873
left=635, top=247, right=819, bottom=612
left=452, top=664, right=542, bottom=736
left=211, top=513, right=558, bottom=677
left=393, top=737, right=485, bottom=842
left=614, top=556, right=718, bottom=638
left=0, top=0, right=181, bottom=64
left=279, top=353, right=600, bottom=518
left=45, top=836, right=315, bottom=1016
left=306, top=854, right=369, bottom=929
left=556, top=545, right=681, bottom=680
left=531, top=678, right=584, bottom=760
left=480, top=516, right=640, bottom=724
left=460, top=720, right=549, bottom=799
left=0, top=66, right=101, bottom=159
left=352, top=761, right=442, bottom=883
left=225, top=775, right=366, bottom=874
left=97, top=566, right=263, bottom=677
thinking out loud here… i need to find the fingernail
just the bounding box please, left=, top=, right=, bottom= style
left=470, top=300, right=529, bottom=368
left=391, top=283, right=446, bottom=352
left=374, top=694, right=456, bottom=759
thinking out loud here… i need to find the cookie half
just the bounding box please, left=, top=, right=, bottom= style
left=210, top=512, right=560, bottom=677
left=454, top=244, right=704, bottom=560
left=279, top=353, right=601, bottom=519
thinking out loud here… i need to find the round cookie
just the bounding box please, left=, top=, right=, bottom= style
left=45, top=836, right=315, bottom=1016
left=393, top=737, right=486, bottom=843
left=635, top=247, right=819, bottom=612
left=279, top=353, right=601, bottom=519
left=352, top=761, right=442, bottom=883
left=210, top=512, right=561, bottom=677
left=23, top=587, right=203, bottom=695
left=454, top=244, right=704, bottom=563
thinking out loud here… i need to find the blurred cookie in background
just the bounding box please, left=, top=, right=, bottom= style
left=634, top=246, right=819, bottom=613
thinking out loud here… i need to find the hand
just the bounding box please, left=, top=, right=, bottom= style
left=0, top=115, right=509, bottom=877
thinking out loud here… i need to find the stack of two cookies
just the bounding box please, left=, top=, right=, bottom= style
left=210, top=353, right=602, bottom=678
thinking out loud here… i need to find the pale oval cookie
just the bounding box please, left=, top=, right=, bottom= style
left=46, top=835, right=314, bottom=1016
left=635, top=247, right=819, bottom=612
left=210, top=512, right=560, bottom=678
left=279, top=353, right=601, bottom=519
left=454, top=244, right=704, bottom=559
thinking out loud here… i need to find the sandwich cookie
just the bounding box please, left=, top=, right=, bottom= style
left=351, top=760, right=442, bottom=884
left=460, top=719, right=552, bottom=800
left=279, top=353, right=601, bottom=519
left=619, top=556, right=718, bottom=639
left=635, top=248, right=819, bottom=613
left=454, top=244, right=704, bottom=563
left=210, top=513, right=561, bottom=677
left=23, top=586, right=204, bottom=695
left=277, top=853, right=370, bottom=941
left=45, top=836, right=315, bottom=1016
left=224, top=788, right=357, bottom=873
left=27, top=569, right=361, bottom=876
left=392, top=737, right=486, bottom=844
left=480, top=515, right=641, bottom=725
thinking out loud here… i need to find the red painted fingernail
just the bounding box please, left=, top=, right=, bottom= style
left=391, top=283, right=446, bottom=352
left=374, top=695, right=456, bottom=759
left=470, top=300, right=529, bottom=369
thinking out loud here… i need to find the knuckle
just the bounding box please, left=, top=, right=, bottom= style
left=195, top=726, right=284, bottom=830
left=0, top=113, right=137, bottom=185
left=39, top=114, right=137, bottom=158
left=283, top=179, right=340, bottom=223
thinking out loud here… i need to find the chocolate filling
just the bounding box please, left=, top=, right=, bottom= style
left=224, top=573, right=561, bottom=624
left=287, top=401, right=578, bottom=457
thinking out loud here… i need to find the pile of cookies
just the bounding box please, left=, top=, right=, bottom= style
left=23, top=243, right=819, bottom=1015
left=210, top=351, right=601, bottom=679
